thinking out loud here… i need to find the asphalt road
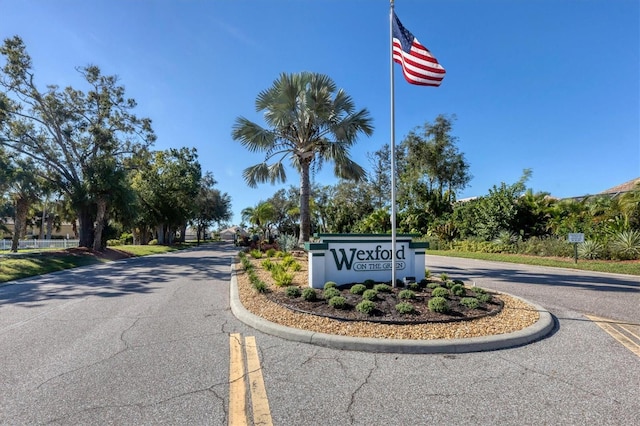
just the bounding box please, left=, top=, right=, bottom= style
left=1, top=244, right=638, bottom=425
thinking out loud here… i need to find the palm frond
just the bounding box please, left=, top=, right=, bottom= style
left=232, top=117, right=275, bottom=152
left=242, top=163, right=270, bottom=188
left=333, top=156, right=366, bottom=182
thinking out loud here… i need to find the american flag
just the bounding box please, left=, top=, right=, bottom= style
left=392, top=12, right=446, bottom=86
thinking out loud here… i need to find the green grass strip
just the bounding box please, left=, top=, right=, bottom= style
left=427, top=250, right=640, bottom=276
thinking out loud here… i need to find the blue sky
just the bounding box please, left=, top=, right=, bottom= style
left=1, top=0, right=638, bottom=226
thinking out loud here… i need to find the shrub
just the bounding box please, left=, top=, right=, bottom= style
left=356, top=300, right=376, bottom=315
left=290, top=262, right=302, bottom=272
left=324, top=281, right=338, bottom=290
left=373, top=284, right=392, bottom=293
left=440, top=272, right=448, bottom=282
left=362, top=289, right=378, bottom=301
left=471, top=286, right=486, bottom=294
left=106, top=239, right=121, bottom=247
left=272, top=268, right=294, bottom=287
left=431, top=287, right=449, bottom=298
left=476, top=293, right=491, bottom=303
left=451, top=284, right=465, bottom=297
left=460, top=297, right=480, bottom=309
left=609, top=230, right=640, bottom=260
left=398, top=289, right=416, bottom=300
left=444, top=280, right=455, bottom=289
left=249, top=249, right=263, bottom=259
left=453, top=279, right=464, bottom=285
left=120, top=232, right=133, bottom=244
left=253, top=280, right=268, bottom=293
left=426, top=282, right=440, bottom=289
left=395, top=302, right=415, bottom=314
left=428, top=297, right=450, bottom=313
left=578, top=240, right=604, bottom=260
left=265, top=248, right=277, bottom=258
left=350, top=284, right=367, bottom=295
left=261, top=259, right=275, bottom=271
left=408, top=282, right=420, bottom=291
left=363, top=279, right=376, bottom=287
left=148, top=239, right=158, bottom=245
left=278, top=233, right=298, bottom=253
left=328, top=296, right=347, bottom=309
left=323, top=287, right=341, bottom=300
left=425, top=269, right=431, bottom=278
left=302, top=288, right=317, bottom=301
left=282, top=255, right=298, bottom=269
left=285, top=286, right=301, bottom=298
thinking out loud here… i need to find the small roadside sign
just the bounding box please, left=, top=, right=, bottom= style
left=568, top=233, right=585, bottom=243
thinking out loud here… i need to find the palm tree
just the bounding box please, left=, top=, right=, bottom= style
left=232, top=72, right=374, bottom=243
left=241, top=202, right=275, bottom=241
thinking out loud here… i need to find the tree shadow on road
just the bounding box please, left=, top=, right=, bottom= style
left=0, top=243, right=239, bottom=308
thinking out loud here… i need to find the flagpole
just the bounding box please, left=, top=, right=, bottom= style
left=390, top=0, right=397, bottom=287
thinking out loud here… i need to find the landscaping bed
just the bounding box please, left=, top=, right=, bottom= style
left=235, top=250, right=541, bottom=340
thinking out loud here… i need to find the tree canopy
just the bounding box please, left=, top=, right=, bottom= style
left=232, top=72, right=374, bottom=243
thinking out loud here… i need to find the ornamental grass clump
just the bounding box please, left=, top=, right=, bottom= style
left=428, top=296, right=450, bottom=313
left=265, top=248, right=277, bottom=258
left=356, top=300, right=376, bottom=315
left=350, top=284, right=367, bottom=295
left=272, top=267, right=294, bottom=287
left=395, top=302, right=415, bottom=314
left=261, top=259, right=275, bottom=271
left=302, top=288, right=317, bottom=301
left=362, top=289, right=378, bottom=301
left=250, top=249, right=263, bottom=259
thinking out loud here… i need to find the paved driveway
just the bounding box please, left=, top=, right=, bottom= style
left=0, top=245, right=638, bottom=425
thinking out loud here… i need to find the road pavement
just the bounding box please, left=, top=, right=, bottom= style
left=0, top=244, right=638, bottom=425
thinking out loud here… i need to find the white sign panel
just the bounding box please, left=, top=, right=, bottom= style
left=568, top=233, right=585, bottom=243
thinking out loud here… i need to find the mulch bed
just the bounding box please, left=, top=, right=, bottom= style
left=265, top=284, right=503, bottom=325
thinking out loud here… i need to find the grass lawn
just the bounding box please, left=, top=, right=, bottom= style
left=0, top=242, right=206, bottom=284
left=427, top=250, right=640, bottom=276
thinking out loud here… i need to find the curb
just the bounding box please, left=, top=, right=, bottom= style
left=230, top=266, right=555, bottom=354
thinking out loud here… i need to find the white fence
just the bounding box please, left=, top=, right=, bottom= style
left=0, top=239, right=80, bottom=251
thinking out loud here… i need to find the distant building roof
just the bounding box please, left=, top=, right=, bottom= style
left=599, top=177, right=640, bottom=196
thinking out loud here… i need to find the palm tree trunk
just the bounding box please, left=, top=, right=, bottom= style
left=299, top=159, right=311, bottom=244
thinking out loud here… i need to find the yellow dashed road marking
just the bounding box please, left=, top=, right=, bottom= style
left=229, top=334, right=273, bottom=425
left=245, top=336, right=273, bottom=426
left=586, top=315, right=640, bottom=358
left=229, top=333, right=248, bottom=426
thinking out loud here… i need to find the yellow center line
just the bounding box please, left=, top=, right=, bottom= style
left=245, top=336, right=274, bottom=426
left=229, top=333, right=248, bottom=426
left=586, top=315, right=640, bottom=358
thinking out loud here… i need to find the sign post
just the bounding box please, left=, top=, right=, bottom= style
left=568, top=233, right=585, bottom=264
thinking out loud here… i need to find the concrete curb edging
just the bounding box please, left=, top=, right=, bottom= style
left=230, top=266, right=554, bottom=354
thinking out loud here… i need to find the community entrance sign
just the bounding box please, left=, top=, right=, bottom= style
left=304, top=234, right=428, bottom=289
